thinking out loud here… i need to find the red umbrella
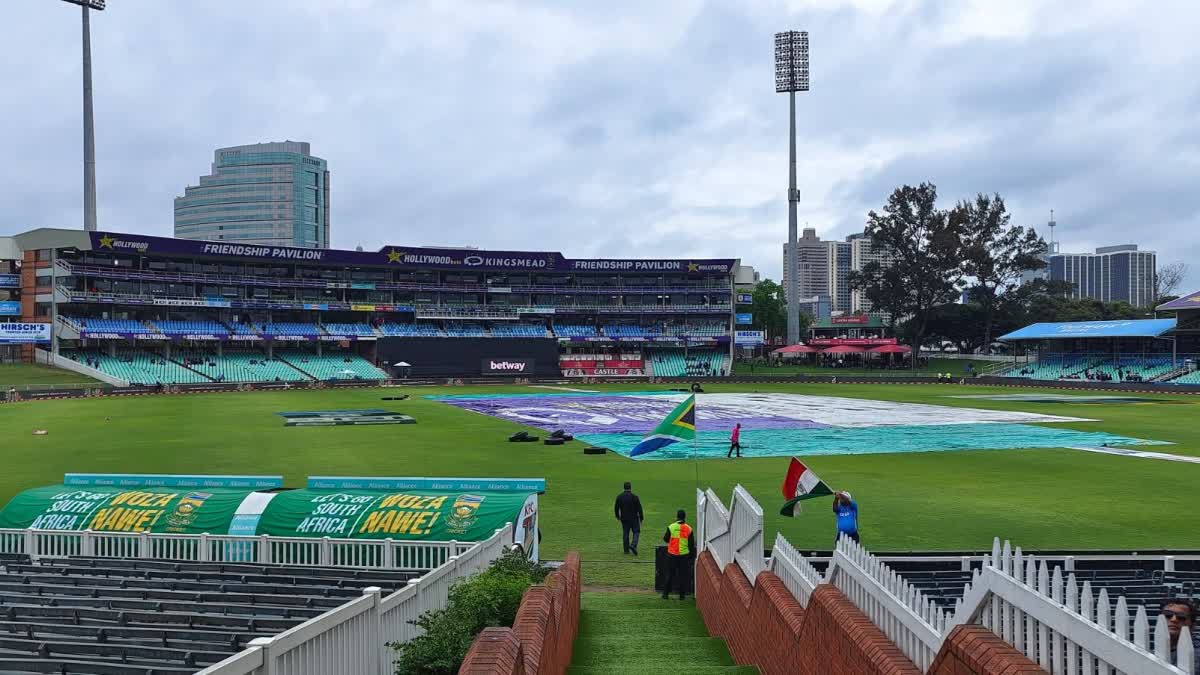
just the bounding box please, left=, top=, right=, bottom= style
left=772, top=344, right=820, bottom=354
left=868, top=344, right=911, bottom=354
left=822, top=345, right=866, bottom=354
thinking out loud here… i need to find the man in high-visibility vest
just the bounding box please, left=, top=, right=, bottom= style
left=661, top=509, right=696, bottom=600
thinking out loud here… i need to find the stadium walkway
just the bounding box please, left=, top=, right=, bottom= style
left=567, top=591, right=757, bottom=674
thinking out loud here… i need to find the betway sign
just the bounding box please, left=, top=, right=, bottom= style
left=482, top=358, right=534, bottom=375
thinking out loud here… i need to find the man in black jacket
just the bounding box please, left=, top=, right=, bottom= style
left=614, top=481, right=644, bottom=555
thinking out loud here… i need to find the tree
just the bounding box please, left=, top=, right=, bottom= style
left=956, top=193, right=1048, bottom=350
left=917, top=302, right=987, bottom=354
left=750, top=279, right=787, bottom=342
left=749, top=279, right=810, bottom=344
left=849, top=183, right=966, bottom=359
left=1155, top=261, right=1190, bottom=303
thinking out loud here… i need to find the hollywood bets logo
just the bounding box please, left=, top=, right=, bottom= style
left=446, top=494, right=485, bottom=534
left=97, top=234, right=150, bottom=253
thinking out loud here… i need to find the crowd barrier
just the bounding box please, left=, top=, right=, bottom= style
left=0, top=527, right=476, bottom=571
left=695, top=486, right=1194, bottom=674
left=6, top=372, right=1200, bottom=402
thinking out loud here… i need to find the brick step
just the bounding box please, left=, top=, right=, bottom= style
left=578, top=591, right=678, bottom=610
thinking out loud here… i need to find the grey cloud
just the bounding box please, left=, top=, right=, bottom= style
left=0, top=0, right=1196, bottom=291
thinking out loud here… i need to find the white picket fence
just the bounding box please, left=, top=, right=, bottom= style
left=696, top=485, right=1194, bottom=674
left=196, top=523, right=514, bottom=675
left=948, top=538, right=1194, bottom=675
left=0, top=527, right=471, bottom=572
left=827, top=535, right=951, bottom=671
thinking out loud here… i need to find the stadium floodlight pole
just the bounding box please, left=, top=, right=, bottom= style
left=61, top=0, right=106, bottom=232
left=775, top=30, right=809, bottom=345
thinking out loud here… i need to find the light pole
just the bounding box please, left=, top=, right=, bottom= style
left=775, top=30, right=809, bottom=345
left=61, top=0, right=106, bottom=232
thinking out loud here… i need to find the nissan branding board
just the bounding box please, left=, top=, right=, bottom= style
left=482, top=359, right=534, bottom=375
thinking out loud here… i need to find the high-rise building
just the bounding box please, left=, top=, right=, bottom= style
left=781, top=228, right=828, bottom=301
left=174, top=141, right=330, bottom=248
left=848, top=234, right=893, bottom=315
left=1049, top=245, right=1156, bottom=307
left=825, top=237, right=854, bottom=313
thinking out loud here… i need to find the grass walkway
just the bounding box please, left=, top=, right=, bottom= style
left=0, top=364, right=98, bottom=388
left=568, top=592, right=756, bottom=674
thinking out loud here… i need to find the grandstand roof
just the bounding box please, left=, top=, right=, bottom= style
left=10, top=228, right=739, bottom=274
left=998, top=318, right=1177, bottom=341
left=1156, top=289, right=1200, bottom=311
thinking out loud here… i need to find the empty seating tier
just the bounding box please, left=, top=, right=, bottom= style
left=279, top=351, right=387, bottom=380
left=0, top=555, right=419, bottom=673
left=322, top=323, right=377, bottom=337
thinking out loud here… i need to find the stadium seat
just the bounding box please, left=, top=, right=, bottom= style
left=278, top=350, right=387, bottom=380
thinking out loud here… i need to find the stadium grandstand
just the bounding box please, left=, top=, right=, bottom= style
left=0, top=553, right=419, bottom=673
left=994, top=309, right=1200, bottom=385
left=0, top=228, right=738, bottom=383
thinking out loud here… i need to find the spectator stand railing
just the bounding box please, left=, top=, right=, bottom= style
left=0, top=528, right=480, bottom=573
left=195, top=523, right=514, bottom=675
left=949, top=537, right=1193, bottom=675
left=696, top=485, right=1196, bottom=674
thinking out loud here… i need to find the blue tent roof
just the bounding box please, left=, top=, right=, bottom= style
left=998, top=319, right=1176, bottom=341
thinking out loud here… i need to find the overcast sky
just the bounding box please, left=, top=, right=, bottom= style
left=1, top=0, right=1196, bottom=289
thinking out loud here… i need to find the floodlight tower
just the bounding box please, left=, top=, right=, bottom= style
left=775, top=30, right=809, bottom=345
left=61, top=0, right=106, bottom=232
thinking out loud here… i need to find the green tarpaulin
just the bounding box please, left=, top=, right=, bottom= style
left=255, top=489, right=531, bottom=541
left=0, top=485, right=261, bottom=535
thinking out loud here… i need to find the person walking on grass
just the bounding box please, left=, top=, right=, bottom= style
left=614, top=481, right=644, bottom=555
left=727, top=422, right=743, bottom=458
left=832, top=491, right=860, bottom=547
left=662, top=509, right=695, bottom=600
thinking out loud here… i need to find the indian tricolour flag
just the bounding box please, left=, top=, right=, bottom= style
left=779, top=457, right=833, bottom=517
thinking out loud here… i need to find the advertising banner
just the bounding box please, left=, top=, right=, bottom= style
left=733, top=330, right=765, bottom=345
left=831, top=315, right=871, bottom=325
left=562, top=368, right=646, bottom=377
left=481, top=358, right=534, bottom=375
left=736, top=293, right=753, bottom=304
left=0, top=274, right=19, bottom=288
left=254, top=489, right=530, bottom=541
left=0, top=301, right=20, bottom=316
left=559, top=359, right=643, bottom=369
left=0, top=485, right=263, bottom=534
left=88, top=231, right=735, bottom=275
left=735, top=313, right=753, bottom=325
left=0, top=322, right=50, bottom=344
left=808, top=337, right=897, bottom=346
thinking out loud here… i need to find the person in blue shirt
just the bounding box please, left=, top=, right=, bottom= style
left=832, top=491, right=859, bottom=546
